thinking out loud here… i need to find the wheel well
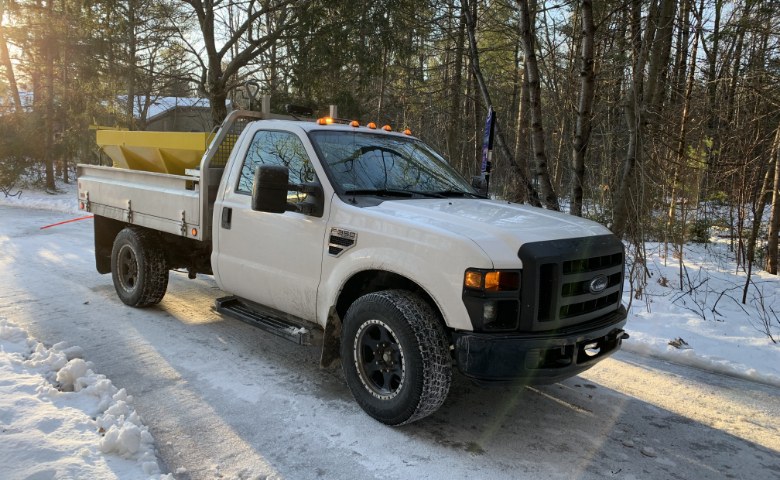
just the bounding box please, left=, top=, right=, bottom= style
left=335, top=270, right=441, bottom=322
left=93, top=217, right=212, bottom=275
left=94, top=216, right=125, bottom=274
left=320, top=270, right=451, bottom=369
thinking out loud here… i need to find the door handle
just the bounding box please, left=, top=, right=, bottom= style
left=221, top=207, right=232, bottom=229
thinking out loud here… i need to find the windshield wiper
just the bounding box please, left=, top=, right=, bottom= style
left=344, top=188, right=446, bottom=198
left=431, top=189, right=485, bottom=199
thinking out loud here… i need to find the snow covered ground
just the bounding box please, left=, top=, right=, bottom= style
left=622, top=240, right=780, bottom=386
left=0, top=319, right=171, bottom=479
left=1, top=181, right=779, bottom=479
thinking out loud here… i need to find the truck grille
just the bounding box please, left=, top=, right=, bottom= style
left=518, top=235, right=624, bottom=332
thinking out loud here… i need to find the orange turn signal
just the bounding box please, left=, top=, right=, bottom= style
left=484, top=271, right=520, bottom=291
left=465, top=269, right=520, bottom=291
left=464, top=271, right=483, bottom=289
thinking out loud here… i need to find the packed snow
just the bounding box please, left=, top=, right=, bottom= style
left=1, top=180, right=779, bottom=478
left=0, top=318, right=171, bottom=479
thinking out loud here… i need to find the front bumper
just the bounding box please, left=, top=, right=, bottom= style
left=453, top=305, right=628, bottom=384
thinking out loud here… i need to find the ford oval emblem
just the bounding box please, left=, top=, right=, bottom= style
left=589, top=275, right=609, bottom=294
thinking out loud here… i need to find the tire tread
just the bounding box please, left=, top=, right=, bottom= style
left=343, top=289, right=451, bottom=425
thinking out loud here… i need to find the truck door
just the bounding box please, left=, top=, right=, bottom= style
left=214, top=129, right=327, bottom=322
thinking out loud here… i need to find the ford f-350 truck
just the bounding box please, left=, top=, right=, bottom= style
left=77, top=107, right=628, bottom=425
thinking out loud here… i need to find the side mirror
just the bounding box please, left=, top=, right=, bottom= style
left=252, top=165, right=325, bottom=217
left=252, top=165, right=289, bottom=213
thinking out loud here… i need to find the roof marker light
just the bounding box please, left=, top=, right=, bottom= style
left=382, top=125, right=392, bottom=132
left=367, top=122, right=377, bottom=129
left=350, top=120, right=360, bottom=127
left=317, top=117, right=334, bottom=125
left=404, top=128, right=412, bottom=136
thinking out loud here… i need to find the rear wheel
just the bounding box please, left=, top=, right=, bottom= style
left=111, top=227, right=168, bottom=307
left=341, top=290, right=451, bottom=425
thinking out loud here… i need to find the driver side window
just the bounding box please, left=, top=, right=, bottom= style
left=237, top=130, right=316, bottom=203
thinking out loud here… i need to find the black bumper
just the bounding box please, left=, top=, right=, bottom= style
left=453, top=305, right=628, bottom=384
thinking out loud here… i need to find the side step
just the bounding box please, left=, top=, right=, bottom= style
left=215, top=296, right=312, bottom=346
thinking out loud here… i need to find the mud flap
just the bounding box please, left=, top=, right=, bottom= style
left=320, top=307, right=342, bottom=368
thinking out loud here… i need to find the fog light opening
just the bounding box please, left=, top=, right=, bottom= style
left=483, top=301, right=497, bottom=323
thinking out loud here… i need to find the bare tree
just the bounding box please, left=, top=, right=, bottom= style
left=0, top=0, right=21, bottom=113
left=462, top=0, right=540, bottom=206
left=570, top=0, right=596, bottom=217
left=178, top=0, right=298, bottom=123
left=515, top=0, right=559, bottom=210
left=765, top=127, right=780, bottom=274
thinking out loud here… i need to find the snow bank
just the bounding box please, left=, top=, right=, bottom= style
left=0, top=317, right=171, bottom=479
left=623, top=241, right=780, bottom=387
left=0, top=180, right=81, bottom=215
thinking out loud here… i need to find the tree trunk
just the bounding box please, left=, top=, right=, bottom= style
left=447, top=10, right=465, bottom=172
left=463, top=0, right=540, bottom=205
left=43, top=0, right=56, bottom=191
left=126, top=1, right=137, bottom=130
left=0, top=12, right=21, bottom=113
left=672, top=0, right=701, bottom=288
left=702, top=0, right=722, bottom=200
left=516, top=0, right=559, bottom=210
left=570, top=0, right=596, bottom=217
left=645, top=0, right=676, bottom=115
left=612, top=0, right=658, bottom=238
left=765, top=126, right=780, bottom=274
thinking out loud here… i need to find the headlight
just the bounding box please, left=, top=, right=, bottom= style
left=464, top=269, right=521, bottom=292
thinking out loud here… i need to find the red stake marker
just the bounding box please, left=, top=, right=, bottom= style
left=40, top=215, right=94, bottom=230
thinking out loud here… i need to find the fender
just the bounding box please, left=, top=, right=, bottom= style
left=318, top=243, right=492, bottom=332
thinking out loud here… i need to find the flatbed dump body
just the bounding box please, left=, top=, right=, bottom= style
left=77, top=165, right=201, bottom=239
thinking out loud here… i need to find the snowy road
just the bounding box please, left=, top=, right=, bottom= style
left=1, top=204, right=779, bottom=480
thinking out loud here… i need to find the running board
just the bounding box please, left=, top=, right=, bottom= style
left=215, top=296, right=312, bottom=346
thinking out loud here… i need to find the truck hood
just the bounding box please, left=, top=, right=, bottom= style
left=367, top=199, right=612, bottom=266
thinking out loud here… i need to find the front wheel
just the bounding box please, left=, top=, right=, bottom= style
left=110, top=227, right=168, bottom=307
left=341, top=290, right=452, bottom=425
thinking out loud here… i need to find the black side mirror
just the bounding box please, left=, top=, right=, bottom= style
left=252, top=165, right=289, bottom=213
left=252, top=165, right=325, bottom=217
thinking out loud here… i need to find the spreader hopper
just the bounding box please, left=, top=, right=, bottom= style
left=96, top=130, right=213, bottom=174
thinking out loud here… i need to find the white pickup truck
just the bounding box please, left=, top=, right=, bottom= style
left=77, top=108, right=628, bottom=425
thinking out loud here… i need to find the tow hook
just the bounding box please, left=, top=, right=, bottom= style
left=583, top=342, right=600, bottom=357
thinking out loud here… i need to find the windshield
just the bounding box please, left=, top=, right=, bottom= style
left=308, top=131, right=476, bottom=197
